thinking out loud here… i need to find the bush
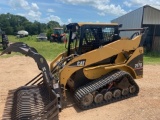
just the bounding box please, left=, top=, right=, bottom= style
left=46, top=29, right=53, bottom=40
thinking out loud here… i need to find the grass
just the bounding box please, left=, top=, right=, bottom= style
left=1, top=35, right=66, bottom=60
left=1, top=35, right=160, bottom=64
left=144, top=52, right=160, bottom=65
left=144, top=56, right=160, bottom=64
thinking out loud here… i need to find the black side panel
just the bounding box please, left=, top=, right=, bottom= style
left=72, top=69, right=91, bottom=90
left=88, top=55, right=118, bottom=67
left=127, top=54, right=143, bottom=76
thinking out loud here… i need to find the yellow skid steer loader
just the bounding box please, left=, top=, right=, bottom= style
left=1, top=23, right=148, bottom=119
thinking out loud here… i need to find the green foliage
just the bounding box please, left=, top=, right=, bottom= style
left=0, top=13, right=29, bottom=34
left=144, top=56, right=160, bottom=65
left=47, top=21, right=60, bottom=29
left=0, top=13, right=62, bottom=35
left=46, top=28, right=53, bottom=40
left=144, top=51, right=160, bottom=57
left=144, top=51, right=160, bottom=64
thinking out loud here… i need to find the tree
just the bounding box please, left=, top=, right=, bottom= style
left=5, top=26, right=14, bottom=34
left=47, top=21, right=60, bottom=29
left=0, top=13, right=62, bottom=35
left=46, top=28, right=53, bottom=40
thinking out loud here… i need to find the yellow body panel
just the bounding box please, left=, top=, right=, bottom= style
left=59, top=35, right=142, bottom=87
left=83, top=47, right=143, bottom=80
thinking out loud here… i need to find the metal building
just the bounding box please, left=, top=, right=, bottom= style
left=111, top=5, right=160, bottom=52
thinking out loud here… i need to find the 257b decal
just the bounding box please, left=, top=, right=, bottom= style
left=135, top=61, right=143, bottom=69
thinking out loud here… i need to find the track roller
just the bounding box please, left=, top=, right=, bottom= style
left=113, top=89, right=121, bottom=98
left=104, top=91, right=112, bottom=101
left=81, top=93, right=93, bottom=107
left=129, top=85, right=136, bottom=93
left=122, top=88, right=129, bottom=96
left=94, top=93, right=103, bottom=104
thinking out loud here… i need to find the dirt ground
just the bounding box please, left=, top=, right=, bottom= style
left=0, top=55, right=160, bottom=120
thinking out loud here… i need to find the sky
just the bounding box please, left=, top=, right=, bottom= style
left=0, top=0, right=160, bottom=25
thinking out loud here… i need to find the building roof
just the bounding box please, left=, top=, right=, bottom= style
left=144, top=5, right=160, bottom=12
left=143, top=5, right=160, bottom=24
left=112, top=5, right=160, bottom=25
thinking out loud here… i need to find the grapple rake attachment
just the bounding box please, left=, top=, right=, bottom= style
left=1, top=42, right=61, bottom=120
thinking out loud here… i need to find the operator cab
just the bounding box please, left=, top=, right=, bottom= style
left=66, top=23, right=120, bottom=56
left=53, top=28, right=63, bottom=35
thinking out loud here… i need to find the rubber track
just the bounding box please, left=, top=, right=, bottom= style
left=74, top=70, right=139, bottom=109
